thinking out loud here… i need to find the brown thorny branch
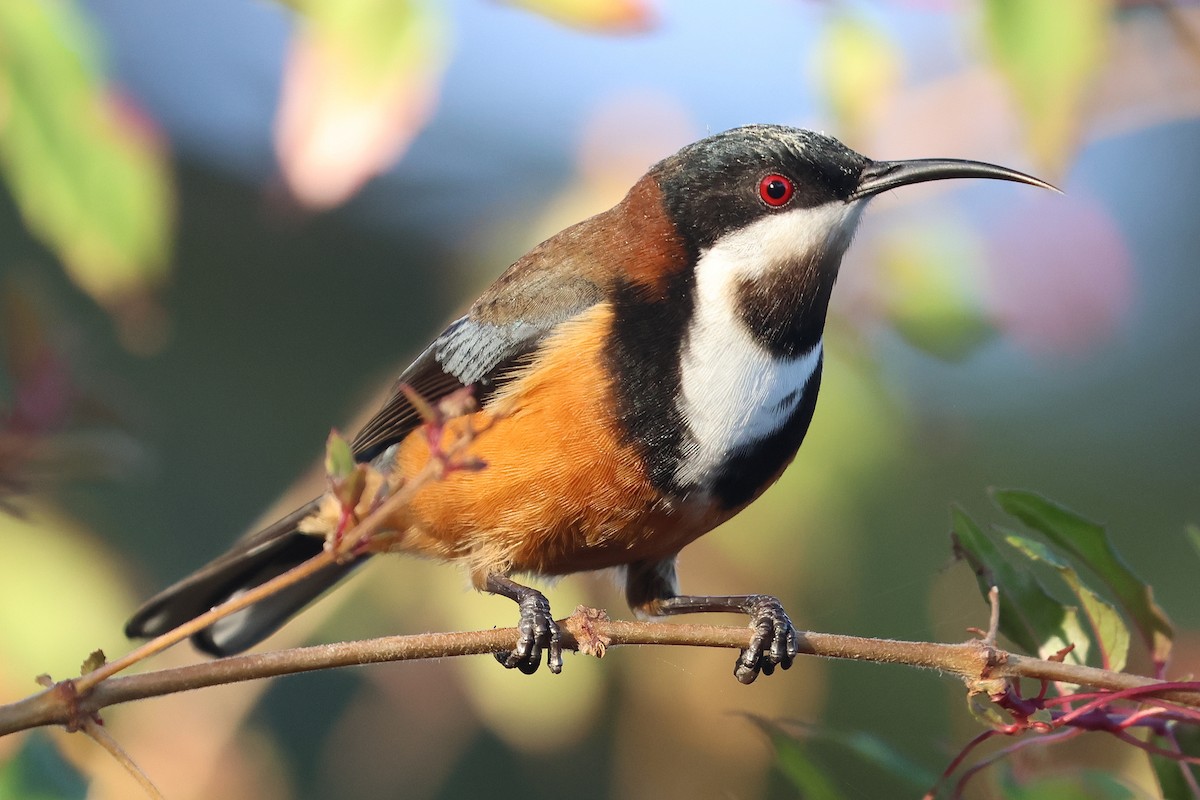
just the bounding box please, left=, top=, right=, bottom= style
left=2, top=388, right=1199, bottom=797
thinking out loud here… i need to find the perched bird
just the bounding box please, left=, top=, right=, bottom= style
left=126, top=124, right=1052, bottom=683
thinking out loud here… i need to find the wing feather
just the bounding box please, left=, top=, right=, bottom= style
left=350, top=316, right=550, bottom=461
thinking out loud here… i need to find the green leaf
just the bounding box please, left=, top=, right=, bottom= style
left=1186, top=524, right=1200, bottom=560
left=757, top=728, right=845, bottom=800
left=79, top=648, right=106, bottom=674
left=324, top=429, right=356, bottom=483
left=951, top=507, right=1087, bottom=662
left=288, top=0, right=444, bottom=89
left=0, top=2, right=172, bottom=309
left=1151, top=724, right=1200, bottom=800
left=811, top=13, right=899, bottom=144
left=1004, top=532, right=1130, bottom=672
left=0, top=732, right=87, bottom=800
left=991, top=489, right=1173, bottom=668
left=324, top=428, right=369, bottom=513
left=997, top=764, right=1140, bottom=800
left=746, top=716, right=935, bottom=799
left=877, top=222, right=995, bottom=362
left=821, top=729, right=936, bottom=788
left=752, top=716, right=935, bottom=791
left=982, top=0, right=1111, bottom=168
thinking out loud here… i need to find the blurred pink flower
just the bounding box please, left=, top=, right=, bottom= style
left=274, top=15, right=445, bottom=209
left=985, top=193, right=1134, bottom=357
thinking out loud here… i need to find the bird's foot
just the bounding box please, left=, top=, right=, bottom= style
left=734, top=594, right=798, bottom=685
left=489, top=579, right=562, bottom=675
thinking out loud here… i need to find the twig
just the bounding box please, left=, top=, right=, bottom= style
left=1111, top=728, right=1200, bottom=766
left=1165, top=728, right=1200, bottom=798
left=79, top=717, right=165, bottom=800
left=984, top=586, right=1000, bottom=645
left=74, top=551, right=338, bottom=695
left=949, top=728, right=1085, bottom=799
left=3, top=606, right=1199, bottom=738
left=73, top=458, right=441, bottom=695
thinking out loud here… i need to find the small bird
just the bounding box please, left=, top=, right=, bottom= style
left=126, top=125, right=1052, bottom=683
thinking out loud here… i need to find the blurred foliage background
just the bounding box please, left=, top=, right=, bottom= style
left=0, top=0, right=1198, bottom=797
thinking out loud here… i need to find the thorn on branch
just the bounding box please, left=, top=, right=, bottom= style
left=964, top=587, right=1000, bottom=644
left=963, top=586, right=1009, bottom=701
left=1048, top=643, right=1076, bottom=664
left=984, top=586, right=1000, bottom=646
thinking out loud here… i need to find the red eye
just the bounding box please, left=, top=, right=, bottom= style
left=759, top=174, right=794, bottom=207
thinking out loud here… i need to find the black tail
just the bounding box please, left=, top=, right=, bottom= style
left=124, top=501, right=362, bottom=656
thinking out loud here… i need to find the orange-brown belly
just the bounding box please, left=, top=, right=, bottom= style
left=386, top=303, right=726, bottom=585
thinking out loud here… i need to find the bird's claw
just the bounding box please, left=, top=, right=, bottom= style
left=734, top=595, right=798, bottom=685
left=494, top=589, right=562, bottom=675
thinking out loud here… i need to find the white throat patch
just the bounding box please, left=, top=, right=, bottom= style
left=672, top=202, right=860, bottom=490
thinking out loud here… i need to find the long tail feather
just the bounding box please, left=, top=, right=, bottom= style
left=125, top=501, right=363, bottom=656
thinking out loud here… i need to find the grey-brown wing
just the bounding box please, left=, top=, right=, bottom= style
left=351, top=209, right=619, bottom=461
left=349, top=316, right=544, bottom=462
left=126, top=212, right=616, bottom=654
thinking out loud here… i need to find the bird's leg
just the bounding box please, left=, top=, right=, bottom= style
left=625, top=558, right=797, bottom=684
left=485, top=573, right=562, bottom=675
left=656, top=594, right=799, bottom=684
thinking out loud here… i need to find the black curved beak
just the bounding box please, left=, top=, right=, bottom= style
left=852, top=158, right=1059, bottom=201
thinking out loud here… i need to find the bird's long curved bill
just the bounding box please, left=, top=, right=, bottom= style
left=852, top=158, right=1058, bottom=200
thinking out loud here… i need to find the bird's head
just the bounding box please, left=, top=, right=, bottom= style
left=637, top=124, right=1054, bottom=357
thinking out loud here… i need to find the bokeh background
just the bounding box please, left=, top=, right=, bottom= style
left=1, top=0, right=1199, bottom=798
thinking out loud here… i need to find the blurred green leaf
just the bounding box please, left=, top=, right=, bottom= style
left=0, top=508, right=134, bottom=681
left=1186, top=524, right=1200, bottom=560
left=1004, top=532, right=1130, bottom=672
left=811, top=729, right=935, bottom=789
left=982, top=0, right=1110, bottom=167
left=746, top=718, right=846, bottom=800
left=499, top=0, right=654, bottom=32
left=324, top=429, right=356, bottom=483
left=0, top=732, right=87, bottom=800
left=0, top=1, right=172, bottom=309
left=770, top=739, right=844, bottom=800
left=997, top=764, right=1140, bottom=800
left=1151, top=725, right=1200, bottom=800
left=951, top=507, right=1087, bottom=662
left=325, top=429, right=367, bottom=512
left=991, top=489, right=1173, bottom=668
left=275, top=0, right=448, bottom=207
left=878, top=223, right=995, bottom=361
left=811, top=13, right=899, bottom=144
left=746, top=716, right=934, bottom=798
left=288, top=0, right=442, bottom=86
